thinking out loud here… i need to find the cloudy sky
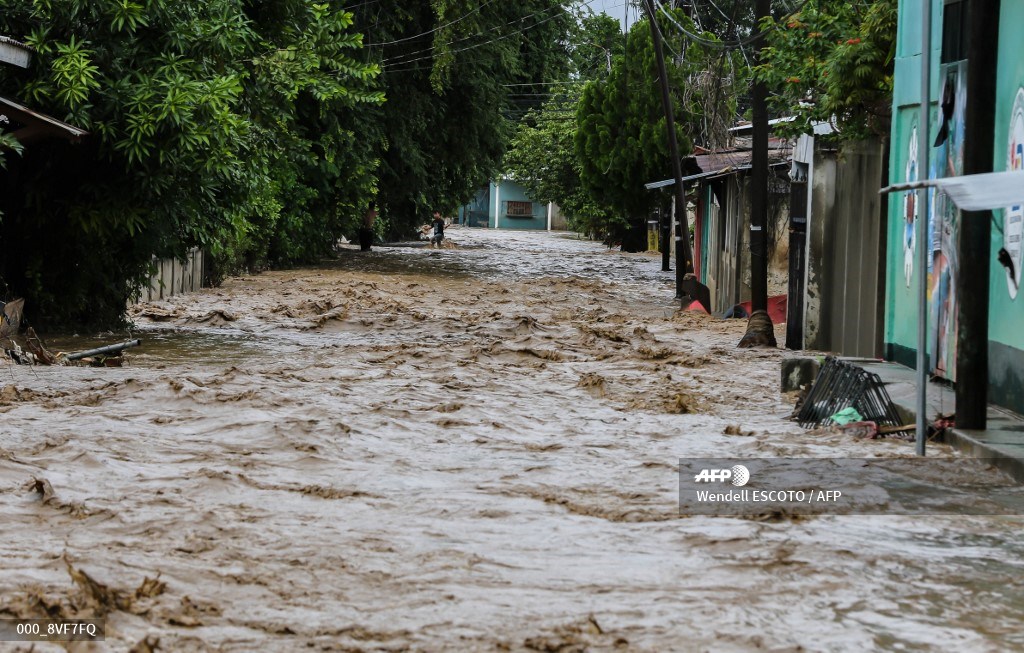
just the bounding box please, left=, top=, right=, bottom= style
left=584, top=0, right=636, bottom=31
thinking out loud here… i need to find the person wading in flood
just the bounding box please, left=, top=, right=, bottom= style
left=429, top=210, right=445, bottom=248
left=359, top=202, right=377, bottom=251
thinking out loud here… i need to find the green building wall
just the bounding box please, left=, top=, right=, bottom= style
left=885, top=0, right=1024, bottom=414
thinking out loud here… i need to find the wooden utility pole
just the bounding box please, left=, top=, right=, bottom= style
left=748, top=0, right=770, bottom=314
left=642, top=0, right=694, bottom=276
left=956, top=0, right=1001, bottom=429
left=736, top=0, right=774, bottom=348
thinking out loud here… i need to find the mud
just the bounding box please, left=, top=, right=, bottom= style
left=1, top=228, right=1023, bottom=651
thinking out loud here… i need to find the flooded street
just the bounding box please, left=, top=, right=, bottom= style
left=2, top=228, right=1024, bottom=651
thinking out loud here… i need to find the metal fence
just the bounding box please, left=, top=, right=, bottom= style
left=796, top=356, right=902, bottom=428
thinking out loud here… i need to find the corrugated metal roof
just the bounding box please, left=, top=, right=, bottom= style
left=693, top=147, right=791, bottom=175
left=0, top=95, right=88, bottom=143
left=0, top=35, right=33, bottom=68
left=643, top=171, right=717, bottom=190
left=0, top=36, right=32, bottom=50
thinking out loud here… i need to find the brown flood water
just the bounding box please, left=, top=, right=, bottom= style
left=2, top=228, right=1023, bottom=652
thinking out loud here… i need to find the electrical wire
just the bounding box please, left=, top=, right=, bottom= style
left=657, top=0, right=814, bottom=50
left=364, top=0, right=502, bottom=47
left=381, top=0, right=620, bottom=67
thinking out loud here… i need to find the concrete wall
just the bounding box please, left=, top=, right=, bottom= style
left=490, top=179, right=547, bottom=230
left=461, top=179, right=555, bottom=230
left=804, top=142, right=886, bottom=357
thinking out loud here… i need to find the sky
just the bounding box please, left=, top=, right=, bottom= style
left=585, top=0, right=635, bottom=31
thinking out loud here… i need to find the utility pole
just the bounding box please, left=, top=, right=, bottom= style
left=748, top=0, right=770, bottom=314
left=736, top=0, right=773, bottom=347
left=956, top=0, right=1000, bottom=429
left=642, top=0, right=694, bottom=278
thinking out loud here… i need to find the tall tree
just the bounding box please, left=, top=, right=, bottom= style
left=503, top=12, right=623, bottom=238
left=755, top=0, right=897, bottom=140
left=0, top=0, right=381, bottom=326
left=353, top=0, right=575, bottom=233
left=574, top=7, right=730, bottom=249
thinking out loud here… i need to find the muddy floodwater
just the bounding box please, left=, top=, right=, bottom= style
left=2, top=229, right=1024, bottom=652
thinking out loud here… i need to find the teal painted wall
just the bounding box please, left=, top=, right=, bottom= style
left=491, top=179, right=547, bottom=230
left=884, top=0, right=941, bottom=367
left=988, top=2, right=1024, bottom=411
left=885, top=0, right=1024, bottom=413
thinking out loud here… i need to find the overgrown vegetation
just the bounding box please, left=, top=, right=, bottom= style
left=0, top=0, right=896, bottom=327
left=756, top=0, right=897, bottom=139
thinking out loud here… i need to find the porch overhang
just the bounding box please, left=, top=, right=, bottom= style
left=0, top=95, right=88, bottom=144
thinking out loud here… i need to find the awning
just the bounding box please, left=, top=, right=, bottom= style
left=0, top=95, right=88, bottom=144
left=880, top=170, right=1024, bottom=211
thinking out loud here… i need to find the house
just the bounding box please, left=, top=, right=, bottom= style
left=648, top=139, right=790, bottom=315
left=458, top=175, right=566, bottom=230
left=883, top=0, right=1024, bottom=415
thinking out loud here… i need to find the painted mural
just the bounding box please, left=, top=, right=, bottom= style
left=928, top=63, right=966, bottom=380
left=1005, top=88, right=1024, bottom=299
left=903, top=125, right=918, bottom=287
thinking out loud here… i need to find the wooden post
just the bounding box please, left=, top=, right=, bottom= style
left=749, top=0, right=770, bottom=314
left=642, top=0, right=694, bottom=275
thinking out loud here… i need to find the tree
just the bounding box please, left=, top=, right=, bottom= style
left=0, top=0, right=381, bottom=326
left=352, top=0, right=576, bottom=233
left=505, top=92, right=621, bottom=238
left=756, top=0, right=897, bottom=140
left=503, top=12, right=623, bottom=239
left=574, top=7, right=729, bottom=249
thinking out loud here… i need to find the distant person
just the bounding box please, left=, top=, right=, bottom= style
left=359, top=202, right=376, bottom=251
left=429, top=210, right=445, bottom=248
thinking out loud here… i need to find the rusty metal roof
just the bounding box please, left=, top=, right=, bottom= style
left=693, top=147, right=791, bottom=176
left=0, top=36, right=32, bottom=49
left=0, top=36, right=33, bottom=68
left=0, top=95, right=88, bottom=143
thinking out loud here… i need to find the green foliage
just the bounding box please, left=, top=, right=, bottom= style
left=575, top=9, right=730, bottom=224
left=352, top=0, right=575, bottom=232
left=0, top=0, right=381, bottom=327
left=0, top=0, right=578, bottom=326
left=756, top=0, right=897, bottom=140
left=505, top=91, right=620, bottom=238
left=503, top=12, right=624, bottom=239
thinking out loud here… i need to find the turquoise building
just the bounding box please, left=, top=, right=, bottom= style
left=458, top=176, right=560, bottom=230
left=885, top=0, right=1024, bottom=413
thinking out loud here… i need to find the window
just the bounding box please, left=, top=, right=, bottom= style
left=941, top=0, right=967, bottom=64
left=506, top=201, right=533, bottom=217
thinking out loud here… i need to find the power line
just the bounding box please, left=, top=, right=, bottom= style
left=364, top=0, right=502, bottom=47
left=657, top=0, right=814, bottom=50
left=382, top=9, right=572, bottom=70
left=382, top=0, right=619, bottom=67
